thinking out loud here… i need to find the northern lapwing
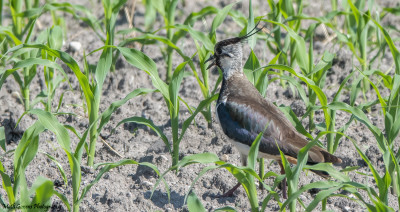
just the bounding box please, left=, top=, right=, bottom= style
left=206, top=26, right=342, bottom=198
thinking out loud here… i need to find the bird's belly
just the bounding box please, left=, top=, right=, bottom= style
left=228, top=138, right=281, bottom=160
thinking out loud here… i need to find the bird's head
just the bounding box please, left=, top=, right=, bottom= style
left=205, top=24, right=263, bottom=79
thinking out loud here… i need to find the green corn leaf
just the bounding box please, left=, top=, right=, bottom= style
left=308, top=51, right=335, bottom=77
left=0, top=127, right=5, bottom=152
left=77, top=159, right=137, bottom=204
left=53, top=190, right=71, bottom=211
left=12, top=123, right=42, bottom=208
left=22, top=110, right=81, bottom=205
left=29, top=176, right=54, bottom=209
left=114, top=117, right=170, bottom=153
left=281, top=181, right=341, bottom=209
left=183, top=6, right=218, bottom=26
left=187, top=191, right=206, bottom=212
left=170, top=61, right=187, bottom=116
left=41, top=152, right=68, bottom=187
left=258, top=64, right=328, bottom=125
left=210, top=2, right=236, bottom=39
left=333, top=70, right=356, bottom=102
left=174, top=153, right=220, bottom=169
left=5, top=43, right=94, bottom=111
left=143, top=0, right=156, bottom=30
left=245, top=132, right=263, bottom=210
left=48, top=25, right=63, bottom=50
left=247, top=132, right=263, bottom=170
left=184, top=165, right=219, bottom=204
left=278, top=105, right=312, bottom=139
left=178, top=94, right=218, bottom=143
left=371, top=19, right=400, bottom=74
left=77, top=159, right=163, bottom=205
left=98, top=88, right=155, bottom=133
left=364, top=70, right=393, bottom=90
left=14, top=122, right=43, bottom=178
left=29, top=109, right=71, bottom=152
left=340, top=166, right=360, bottom=173
left=0, top=26, right=22, bottom=45
left=174, top=24, right=214, bottom=51
left=118, top=46, right=169, bottom=99
left=267, top=72, right=309, bottom=106
left=306, top=186, right=342, bottom=211
left=255, top=52, right=281, bottom=97
left=304, top=163, right=349, bottom=182
left=150, top=0, right=165, bottom=18
left=215, top=206, right=237, bottom=212
left=351, top=138, right=389, bottom=204
left=0, top=58, right=66, bottom=90
left=0, top=162, right=15, bottom=205
left=262, top=19, right=310, bottom=73
left=67, top=151, right=81, bottom=206
left=326, top=102, right=386, bottom=151
left=247, top=0, right=255, bottom=49
left=243, top=50, right=260, bottom=85
left=95, top=47, right=113, bottom=89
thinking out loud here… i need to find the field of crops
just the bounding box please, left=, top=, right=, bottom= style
left=1, top=0, right=400, bottom=211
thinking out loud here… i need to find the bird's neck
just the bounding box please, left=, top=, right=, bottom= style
left=218, top=70, right=247, bottom=104
left=221, top=67, right=243, bottom=81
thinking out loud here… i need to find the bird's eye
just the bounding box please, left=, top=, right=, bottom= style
left=221, top=52, right=233, bottom=58
left=215, top=47, right=222, bottom=55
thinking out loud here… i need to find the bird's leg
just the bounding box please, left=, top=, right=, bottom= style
left=278, top=160, right=288, bottom=199
left=220, top=154, right=247, bottom=197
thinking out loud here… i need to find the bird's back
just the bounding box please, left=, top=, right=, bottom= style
left=217, top=73, right=342, bottom=165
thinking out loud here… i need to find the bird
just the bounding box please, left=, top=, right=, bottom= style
left=205, top=25, right=342, bottom=199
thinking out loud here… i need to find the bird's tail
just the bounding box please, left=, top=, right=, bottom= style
left=307, top=146, right=342, bottom=178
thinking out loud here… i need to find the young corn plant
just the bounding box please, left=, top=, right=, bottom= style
left=41, top=26, right=68, bottom=112
left=60, top=0, right=125, bottom=167
left=278, top=11, right=400, bottom=210
left=0, top=27, right=69, bottom=112
left=114, top=53, right=218, bottom=169
left=256, top=18, right=360, bottom=155
left=337, top=0, right=384, bottom=105
left=0, top=123, right=66, bottom=212
left=159, top=132, right=285, bottom=212
left=263, top=0, right=305, bottom=90
left=119, top=3, right=224, bottom=126
left=137, top=0, right=179, bottom=82
left=0, top=0, right=70, bottom=111
left=3, top=35, right=169, bottom=210
left=0, top=103, right=163, bottom=212
left=83, top=0, right=128, bottom=73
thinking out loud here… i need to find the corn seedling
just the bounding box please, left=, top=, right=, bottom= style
left=114, top=52, right=218, bottom=169
left=0, top=0, right=71, bottom=111
left=159, top=132, right=284, bottom=212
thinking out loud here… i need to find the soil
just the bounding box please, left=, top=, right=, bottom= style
left=1, top=0, right=400, bottom=211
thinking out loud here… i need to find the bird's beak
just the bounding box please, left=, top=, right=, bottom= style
left=205, top=55, right=215, bottom=70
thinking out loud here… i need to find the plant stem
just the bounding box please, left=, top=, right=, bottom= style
left=165, top=0, right=178, bottom=83
left=247, top=174, right=259, bottom=212
left=22, top=67, right=30, bottom=111
left=87, top=97, right=99, bottom=166
left=258, top=158, right=264, bottom=190
left=172, top=138, right=179, bottom=169
left=327, top=109, right=336, bottom=153
left=171, top=108, right=179, bottom=168
left=73, top=203, right=80, bottom=212
left=167, top=52, right=173, bottom=83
